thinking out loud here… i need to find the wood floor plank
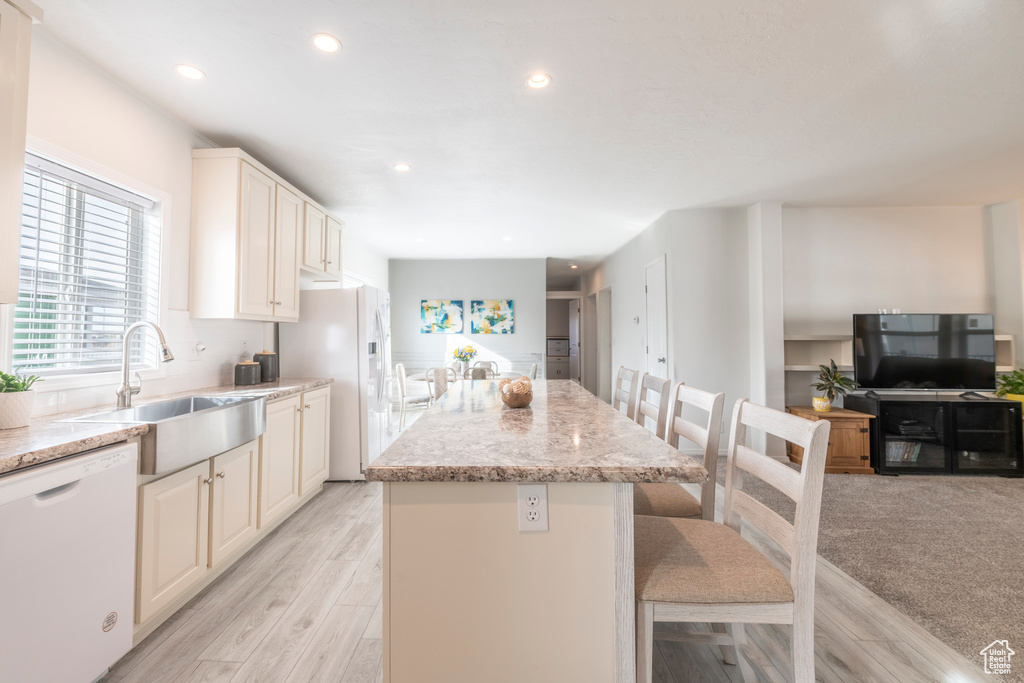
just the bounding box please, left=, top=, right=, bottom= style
left=336, top=535, right=383, bottom=607
left=340, top=638, right=383, bottom=683
left=285, top=604, right=374, bottom=683
left=228, top=560, right=361, bottom=682
left=172, top=660, right=242, bottom=682
left=363, top=598, right=383, bottom=640
left=105, top=607, right=198, bottom=679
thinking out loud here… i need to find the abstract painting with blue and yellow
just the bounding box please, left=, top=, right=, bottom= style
left=421, top=300, right=464, bottom=333
left=470, top=299, right=514, bottom=334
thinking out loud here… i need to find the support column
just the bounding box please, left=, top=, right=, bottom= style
left=987, top=200, right=1024, bottom=369
left=748, top=203, right=786, bottom=458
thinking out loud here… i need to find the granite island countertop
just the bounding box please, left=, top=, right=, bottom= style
left=0, top=377, right=332, bottom=476
left=366, top=379, right=707, bottom=484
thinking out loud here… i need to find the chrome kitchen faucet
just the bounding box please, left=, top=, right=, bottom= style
left=116, top=321, right=175, bottom=409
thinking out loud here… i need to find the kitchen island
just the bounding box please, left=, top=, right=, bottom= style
left=366, top=379, right=707, bottom=683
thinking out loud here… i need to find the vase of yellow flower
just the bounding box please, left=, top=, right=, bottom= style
left=453, top=345, right=477, bottom=374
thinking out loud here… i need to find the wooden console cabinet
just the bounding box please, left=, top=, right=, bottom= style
left=786, top=406, right=875, bottom=474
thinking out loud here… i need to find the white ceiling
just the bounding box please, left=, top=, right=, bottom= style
left=34, top=0, right=1024, bottom=263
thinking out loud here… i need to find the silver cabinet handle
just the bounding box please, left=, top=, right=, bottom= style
left=305, top=403, right=311, bottom=410
left=275, top=300, right=283, bottom=306
left=204, top=477, right=213, bottom=485
left=216, top=471, right=226, bottom=478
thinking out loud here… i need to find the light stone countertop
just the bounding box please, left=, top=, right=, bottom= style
left=366, top=379, right=708, bottom=484
left=0, top=378, right=332, bottom=477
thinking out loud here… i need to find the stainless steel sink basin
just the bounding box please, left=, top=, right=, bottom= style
left=67, top=395, right=266, bottom=475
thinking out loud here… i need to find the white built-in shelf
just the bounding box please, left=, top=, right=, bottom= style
left=784, top=335, right=853, bottom=373
left=784, top=333, right=1016, bottom=373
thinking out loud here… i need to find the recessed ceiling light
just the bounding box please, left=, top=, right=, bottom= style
left=394, top=163, right=411, bottom=172
left=527, top=72, right=551, bottom=89
left=312, top=33, right=342, bottom=53
left=502, top=236, right=512, bottom=242
left=569, top=263, right=578, bottom=269
left=175, top=64, right=205, bottom=80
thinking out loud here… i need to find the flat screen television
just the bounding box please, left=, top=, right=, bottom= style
left=852, top=314, right=996, bottom=391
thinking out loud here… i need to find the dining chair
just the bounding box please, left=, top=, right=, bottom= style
left=464, top=367, right=489, bottom=379
left=633, top=383, right=725, bottom=521
left=473, top=360, right=499, bottom=375
left=613, top=366, right=640, bottom=420
left=424, top=367, right=449, bottom=402
left=444, top=361, right=461, bottom=378
left=395, top=364, right=431, bottom=408
left=529, top=363, right=538, bottom=380
left=633, top=373, right=671, bottom=439
left=634, top=398, right=831, bottom=683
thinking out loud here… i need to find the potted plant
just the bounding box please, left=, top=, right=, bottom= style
left=0, top=370, right=42, bottom=429
left=811, top=360, right=858, bottom=412
left=995, top=369, right=1024, bottom=402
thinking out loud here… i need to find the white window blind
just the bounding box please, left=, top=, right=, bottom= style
left=14, top=153, right=161, bottom=376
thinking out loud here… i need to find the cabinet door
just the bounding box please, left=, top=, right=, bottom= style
left=303, top=203, right=327, bottom=272
left=826, top=418, right=870, bottom=470
left=260, top=396, right=301, bottom=528
left=299, top=387, right=331, bottom=495
left=137, top=460, right=210, bottom=624
left=0, top=1, right=32, bottom=304
left=210, top=440, right=260, bottom=567
left=325, top=216, right=343, bottom=277
left=237, top=162, right=276, bottom=318
left=273, top=185, right=302, bottom=321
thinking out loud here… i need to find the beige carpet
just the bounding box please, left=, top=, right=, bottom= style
left=718, top=457, right=1024, bottom=680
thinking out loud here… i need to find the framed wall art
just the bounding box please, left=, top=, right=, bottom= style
left=470, top=299, right=514, bottom=334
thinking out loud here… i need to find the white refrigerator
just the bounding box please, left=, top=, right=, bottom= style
left=279, top=285, right=392, bottom=480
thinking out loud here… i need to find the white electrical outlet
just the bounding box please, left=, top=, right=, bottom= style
left=517, top=484, right=548, bottom=532
left=239, top=340, right=249, bottom=358
left=187, top=341, right=206, bottom=361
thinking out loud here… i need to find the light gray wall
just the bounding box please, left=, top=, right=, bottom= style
left=583, top=208, right=751, bottom=441
left=782, top=206, right=992, bottom=335
left=389, top=259, right=546, bottom=375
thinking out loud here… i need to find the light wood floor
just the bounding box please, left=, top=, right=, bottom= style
left=102, top=480, right=987, bottom=683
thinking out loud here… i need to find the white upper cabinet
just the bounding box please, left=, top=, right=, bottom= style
left=190, top=149, right=317, bottom=321
left=0, top=0, right=40, bottom=304
left=301, top=203, right=344, bottom=280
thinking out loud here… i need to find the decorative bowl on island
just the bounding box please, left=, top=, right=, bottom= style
left=499, top=377, right=534, bottom=408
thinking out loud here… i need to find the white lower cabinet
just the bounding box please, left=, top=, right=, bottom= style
left=209, top=440, right=260, bottom=567
left=299, top=386, right=331, bottom=496
left=137, top=460, right=210, bottom=624
left=259, top=395, right=301, bottom=528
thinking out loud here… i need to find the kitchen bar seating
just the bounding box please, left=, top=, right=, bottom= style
left=634, top=383, right=726, bottom=521
left=633, top=372, right=671, bottom=439
left=635, top=398, right=831, bottom=683
left=613, top=366, right=640, bottom=419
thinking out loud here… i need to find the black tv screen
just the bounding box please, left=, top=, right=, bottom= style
left=853, top=314, right=996, bottom=391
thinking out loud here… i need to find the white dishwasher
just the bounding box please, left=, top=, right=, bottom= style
left=0, top=442, right=137, bottom=683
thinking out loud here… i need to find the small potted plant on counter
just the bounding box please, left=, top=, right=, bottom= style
left=811, top=360, right=858, bottom=412
left=995, top=369, right=1024, bottom=403
left=0, top=370, right=42, bottom=429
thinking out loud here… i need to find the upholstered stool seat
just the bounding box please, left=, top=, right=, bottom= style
left=633, top=483, right=702, bottom=519
left=634, top=515, right=794, bottom=606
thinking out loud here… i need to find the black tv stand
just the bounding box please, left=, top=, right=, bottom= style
left=958, top=391, right=989, bottom=400
left=845, top=394, right=1023, bottom=476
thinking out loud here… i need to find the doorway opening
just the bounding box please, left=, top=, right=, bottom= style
left=545, top=296, right=582, bottom=383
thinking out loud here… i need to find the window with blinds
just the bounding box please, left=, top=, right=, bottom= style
left=14, top=153, right=161, bottom=376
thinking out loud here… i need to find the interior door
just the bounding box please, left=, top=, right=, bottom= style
left=645, top=255, right=668, bottom=376
left=568, top=299, right=580, bottom=382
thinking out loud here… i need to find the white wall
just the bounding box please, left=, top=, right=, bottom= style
left=583, top=208, right=751, bottom=443
left=782, top=206, right=992, bottom=335
left=389, top=259, right=546, bottom=375
left=343, top=229, right=389, bottom=290
left=25, top=31, right=265, bottom=416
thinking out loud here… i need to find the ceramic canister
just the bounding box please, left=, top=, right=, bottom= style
left=253, top=350, right=279, bottom=383
left=234, top=361, right=262, bottom=386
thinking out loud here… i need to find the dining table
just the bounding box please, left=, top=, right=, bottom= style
left=366, top=378, right=708, bottom=683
